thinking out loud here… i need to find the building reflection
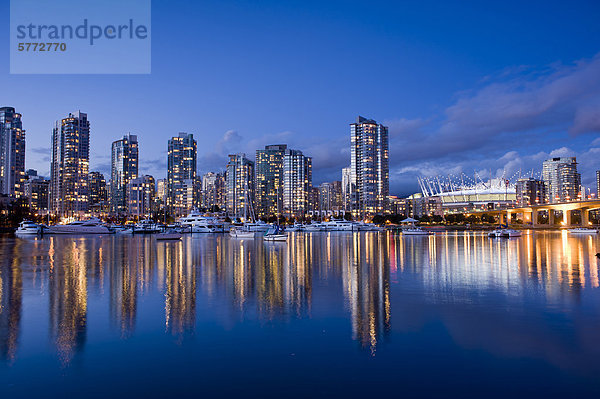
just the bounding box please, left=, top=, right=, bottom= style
left=0, top=239, right=22, bottom=363
left=342, top=233, right=391, bottom=354
left=161, top=240, right=196, bottom=336
left=48, top=237, right=89, bottom=366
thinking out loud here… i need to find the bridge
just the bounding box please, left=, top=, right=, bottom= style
left=477, top=200, right=600, bottom=228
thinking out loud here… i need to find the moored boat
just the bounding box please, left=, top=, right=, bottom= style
left=263, top=225, right=287, bottom=241
left=15, top=220, right=42, bottom=236
left=229, top=226, right=255, bottom=239
left=568, top=228, right=598, bottom=234
left=46, top=218, right=111, bottom=235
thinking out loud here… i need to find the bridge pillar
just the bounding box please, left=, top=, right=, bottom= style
left=532, top=210, right=539, bottom=227
left=548, top=210, right=556, bottom=226
left=564, top=210, right=572, bottom=227
left=582, top=208, right=590, bottom=226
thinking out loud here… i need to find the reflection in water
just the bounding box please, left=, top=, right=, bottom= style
left=0, top=231, right=599, bottom=373
left=0, top=241, right=21, bottom=363
left=48, top=238, right=89, bottom=366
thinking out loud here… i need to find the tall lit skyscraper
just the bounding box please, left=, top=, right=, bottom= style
left=110, top=134, right=138, bottom=215
left=50, top=111, right=90, bottom=217
left=167, top=132, right=198, bottom=216
left=226, top=153, right=254, bottom=219
left=350, top=116, right=389, bottom=217
left=596, top=170, right=600, bottom=198
left=89, top=171, right=108, bottom=210
left=282, top=149, right=312, bottom=218
left=319, top=181, right=343, bottom=215
left=0, top=107, right=25, bottom=198
left=255, top=144, right=287, bottom=218
left=515, top=178, right=547, bottom=206
left=201, top=172, right=226, bottom=210
left=341, top=166, right=353, bottom=213
left=127, top=175, right=155, bottom=218
left=542, top=157, right=581, bottom=203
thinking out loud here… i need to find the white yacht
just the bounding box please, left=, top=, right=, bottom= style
left=15, top=220, right=42, bottom=236
left=304, top=222, right=325, bottom=232
left=263, top=226, right=287, bottom=242
left=244, top=220, right=271, bottom=232
left=179, top=210, right=225, bottom=233
left=229, top=226, right=255, bottom=239
left=322, top=219, right=355, bottom=231
left=402, top=227, right=433, bottom=236
left=489, top=229, right=522, bottom=238
left=46, top=218, right=111, bottom=234
left=286, top=223, right=305, bottom=232
left=568, top=228, right=598, bottom=235
left=133, top=219, right=161, bottom=234
left=356, top=221, right=383, bottom=231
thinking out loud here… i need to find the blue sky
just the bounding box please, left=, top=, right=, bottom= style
left=2, top=0, right=600, bottom=196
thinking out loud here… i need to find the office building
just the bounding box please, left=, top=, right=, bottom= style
left=24, top=176, right=50, bottom=214
left=341, top=166, right=353, bottom=213
left=50, top=111, right=90, bottom=217
left=110, top=134, right=138, bottom=215
left=127, top=175, right=155, bottom=218
left=349, top=116, right=389, bottom=217
left=282, top=149, right=312, bottom=218
left=167, top=133, right=198, bottom=216
left=201, top=172, right=226, bottom=210
left=226, top=154, right=255, bottom=219
left=542, top=157, right=581, bottom=203
left=0, top=107, right=25, bottom=198
left=255, top=144, right=287, bottom=218
left=516, top=178, right=547, bottom=207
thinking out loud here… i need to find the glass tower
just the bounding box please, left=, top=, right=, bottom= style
left=0, top=107, right=25, bottom=198
left=282, top=149, right=312, bottom=219
left=350, top=116, right=389, bottom=218
left=110, top=134, right=138, bottom=215
left=542, top=157, right=581, bottom=203
left=50, top=111, right=90, bottom=217
left=255, top=144, right=287, bottom=218
left=167, top=132, right=198, bottom=216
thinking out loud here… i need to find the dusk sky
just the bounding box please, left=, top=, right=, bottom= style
left=2, top=0, right=600, bottom=196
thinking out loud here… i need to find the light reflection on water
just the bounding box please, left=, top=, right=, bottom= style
left=1, top=231, right=600, bottom=396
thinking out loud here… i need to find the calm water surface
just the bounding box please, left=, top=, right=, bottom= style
left=1, top=231, right=600, bottom=398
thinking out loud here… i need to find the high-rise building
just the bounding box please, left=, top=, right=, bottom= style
left=110, top=134, right=138, bottom=215
left=167, top=133, right=198, bottom=216
left=542, top=157, right=581, bottom=203
left=127, top=175, right=155, bottom=218
left=201, top=172, right=226, bottom=210
left=24, top=176, right=50, bottom=214
left=50, top=111, right=90, bottom=217
left=282, top=149, right=312, bottom=218
left=0, top=107, right=25, bottom=198
left=156, top=178, right=166, bottom=208
left=226, top=154, right=255, bottom=219
left=596, top=171, right=600, bottom=198
left=515, top=178, right=547, bottom=207
left=89, top=172, right=107, bottom=207
left=350, top=116, right=389, bottom=217
left=341, top=166, right=353, bottom=213
left=255, top=144, right=287, bottom=218
left=319, top=181, right=343, bottom=216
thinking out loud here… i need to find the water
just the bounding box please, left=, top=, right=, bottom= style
left=1, top=231, right=599, bottom=398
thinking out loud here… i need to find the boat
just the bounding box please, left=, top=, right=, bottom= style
left=322, top=219, right=355, bottom=231
left=355, top=221, right=383, bottom=231
left=244, top=220, right=271, bottom=232
left=568, top=228, right=598, bottom=235
left=179, top=210, right=225, bottom=233
left=263, top=225, right=287, bottom=241
left=304, top=222, right=325, bottom=232
left=399, top=217, right=432, bottom=235
left=155, top=231, right=182, bottom=240
left=489, top=229, right=522, bottom=238
left=46, top=218, right=111, bottom=234
left=402, top=227, right=433, bottom=236
left=133, top=219, right=161, bottom=234
left=229, top=226, right=255, bottom=239
left=111, top=224, right=134, bottom=234
left=15, top=220, right=41, bottom=236
left=286, top=222, right=305, bottom=232
left=501, top=229, right=522, bottom=237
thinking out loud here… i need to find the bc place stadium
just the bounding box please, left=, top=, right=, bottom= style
left=416, top=174, right=517, bottom=214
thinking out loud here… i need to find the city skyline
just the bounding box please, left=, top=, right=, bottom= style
left=2, top=1, right=599, bottom=196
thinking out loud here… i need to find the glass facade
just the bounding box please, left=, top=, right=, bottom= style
left=255, top=144, right=287, bottom=218
left=50, top=111, right=90, bottom=217
left=282, top=149, right=312, bottom=218
left=226, top=154, right=255, bottom=219
left=542, top=157, right=581, bottom=203
left=110, top=134, right=138, bottom=215
left=167, top=133, right=198, bottom=216
left=350, top=116, right=389, bottom=217
left=0, top=107, right=25, bottom=198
